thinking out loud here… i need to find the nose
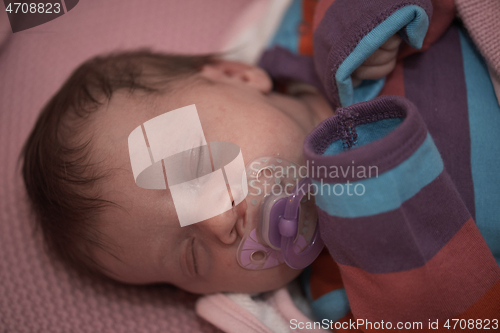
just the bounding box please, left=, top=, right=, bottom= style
left=198, top=199, right=247, bottom=245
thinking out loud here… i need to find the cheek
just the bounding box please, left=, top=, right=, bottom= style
left=238, top=115, right=307, bottom=161
left=220, top=253, right=236, bottom=269
left=205, top=104, right=305, bottom=142
left=210, top=246, right=240, bottom=273
left=189, top=243, right=303, bottom=293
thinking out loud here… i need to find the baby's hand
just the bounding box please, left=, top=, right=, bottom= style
left=352, top=34, right=402, bottom=87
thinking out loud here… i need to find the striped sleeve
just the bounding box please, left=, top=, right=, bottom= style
left=303, top=96, right=500, bottom=326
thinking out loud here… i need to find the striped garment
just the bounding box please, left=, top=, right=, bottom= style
left=259, top=0, right=500, bottom=330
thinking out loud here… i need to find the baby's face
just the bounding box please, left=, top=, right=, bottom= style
left=90, top=60, right=332, bottom=293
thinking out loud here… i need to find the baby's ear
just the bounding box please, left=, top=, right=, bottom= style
left=199, top=60, right=272, bottom=93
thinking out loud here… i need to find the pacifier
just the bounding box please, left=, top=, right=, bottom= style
left=237, top=156, right=324, bottom=270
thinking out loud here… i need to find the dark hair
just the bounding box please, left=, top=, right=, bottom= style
left=21, top=50, right=215, bottom=277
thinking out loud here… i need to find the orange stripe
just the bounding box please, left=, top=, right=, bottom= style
left=312, top=0, right=335, bottom=32
left=359, top=283, right=500, bottom=333
left=358, top=285, right=500, bottom=333
left=338, top=218, right=500, bottom=322
left=309, top=230, right=498, bottom=332
left=309, top=249, right=344, bottom=300
left=458, top=278, right=500, bottom=318
left=299, top=0, right=318, bottom=56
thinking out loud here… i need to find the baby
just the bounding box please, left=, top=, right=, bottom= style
left=21, top=34, right=400, bottom=295
left=21, top=0, right=500, bottom=327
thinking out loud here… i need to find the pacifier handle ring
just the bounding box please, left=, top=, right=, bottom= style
left=278, top=178, right=324, bottom=269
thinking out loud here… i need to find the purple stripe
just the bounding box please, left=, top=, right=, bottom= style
left=313, top=0, right=433, bottom=107
left=303, top=95, right=427, bottom=182
left=318, top=170, right=471, bottom=273
left=258, top=46, right=325, bottom=95
left=403, top=25, right=476, bottom=219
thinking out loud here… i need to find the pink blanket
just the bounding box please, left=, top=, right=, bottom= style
left=456, top=0, right=500, bottom=76
left=2, top=1, right=499, bottom=332
left=0, top=1, right=250, bottom=332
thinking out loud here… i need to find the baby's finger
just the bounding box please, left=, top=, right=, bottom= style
left=362, top=47, right=398, bottom=66
left=352, top=58, right=397, bottom=81
left=379, top=34, right=403, bottom=51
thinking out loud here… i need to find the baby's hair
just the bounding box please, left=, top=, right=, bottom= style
left=21, top=50, right=216, bottom=278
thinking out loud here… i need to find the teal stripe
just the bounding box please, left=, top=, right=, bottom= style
left=459, top=29, right=500, bottom=266
left=314, top=134, right=443, bottom=218
left=267, top=0, right=301, bottom=54
left=337, top=5, right=429, bottom=106
left=300, top=267, right=351, bottom=322
left=353, top=78, right=386, bottom=104
left=311, top=288, right=350, bottom=322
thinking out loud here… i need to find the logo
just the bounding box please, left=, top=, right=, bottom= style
left=127, top=104, right=248, bottom=227
left=3, top=0, right=79, bottom=33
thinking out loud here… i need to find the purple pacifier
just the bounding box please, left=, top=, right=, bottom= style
left=237, top=156, right=324, bottom=270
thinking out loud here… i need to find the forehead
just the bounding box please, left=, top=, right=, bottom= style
left=88, top=81, right=225, bottom=226
left=88, top=89, right=180, bottom=225
left=90, top=84, right=242, bottom=167
left=91, top=79, right=213, bottom=155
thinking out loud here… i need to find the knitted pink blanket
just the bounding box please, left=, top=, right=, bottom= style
left=1, top=1, right=499, bottom=332
left=456, top=0, right=500, bottom=75
left=0, top=1, right=249, bottom=332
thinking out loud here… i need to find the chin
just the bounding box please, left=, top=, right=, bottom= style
left=234, top=266, right=304, bottom=294
left=185, top=267, right=304, bottom=295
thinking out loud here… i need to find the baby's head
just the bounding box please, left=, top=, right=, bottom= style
left=22, top=51, right=330, bottom=294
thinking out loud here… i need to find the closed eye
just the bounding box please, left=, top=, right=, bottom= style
left=191, top=238, right=198, bottom=275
